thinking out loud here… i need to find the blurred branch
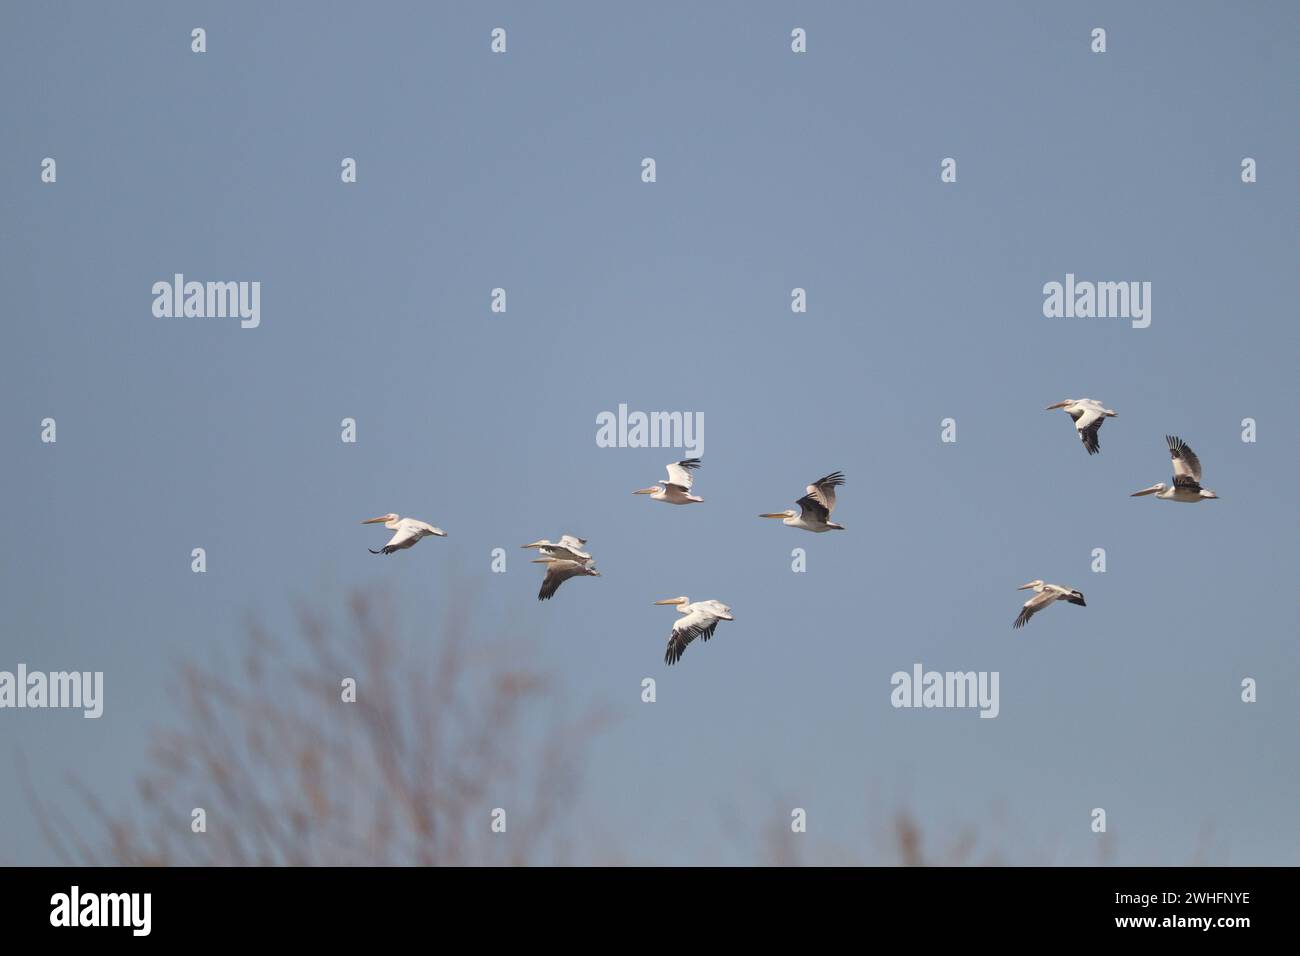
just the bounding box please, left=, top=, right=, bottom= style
left=36, top=585, right=608, bottom=866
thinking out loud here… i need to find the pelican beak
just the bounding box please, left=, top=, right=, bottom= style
left=521, top=541, right=545, bottom=549
left=633, top=487, right=658, bottom=495
left=1017, top=582, right=1035, bottom=590
left=361, top=516, right=389, bottom=524
left=759, top=513, right=786, bottom=519
left=1045, top=401, right=1071, bottom=410
left=654, top=598, right=684, bottom=605
left=1130, top=485, right=1161, bottom=497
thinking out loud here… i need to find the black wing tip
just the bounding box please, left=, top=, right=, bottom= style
left=1013, top=610, right=1030, bottom=629
left=817, top=471, right=846, bottom=486
left=678, top=458, right=702, bottom=469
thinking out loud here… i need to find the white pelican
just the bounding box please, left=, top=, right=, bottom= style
left=362, top=514, right=447, bottom=554
left=533, top=557, right=600, bottom=601
left=633, top=458, right=703, bottom=504
left=521, top=535, right=591, bottom=562
left=1013, top=580, right=1086, bottom=629
left=1131, top=435, right=1220, bottom=502
left=760, top=471, right=845, bottom=532
left=655, top=597, right=734, bottom=665
left=1046, top=398, right=1117, bottom=456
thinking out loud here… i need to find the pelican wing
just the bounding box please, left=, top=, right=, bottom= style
left=370, top=524, right=421, bottom=555
left=1013, top=590, right=1057, bottom=629
left=1166, top=435, right=1202, bottom=486
left=542, top=543, right=591, bottom=562
left=805, top=472, right=844, bottom=512
left=795, top=471, right=844, bottom=524
left=538, top=559, right=590, bottom=601
left=1075, top=406, right=1107, bottom=455
left=663, top=458, right=700, bottom=491
left=558, top=535, right=588, bottom=550
left=794, top=493, right=829, bottom=525
left=664, top=608, right=719, bottom=665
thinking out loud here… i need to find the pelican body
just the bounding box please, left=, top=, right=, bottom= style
left=634, top=459, right=703, bottom=504
left=521, top=535, right=591, bottom=562
left=1046, top=398, right=1117, bottom=456
left=1131, top=435, right=1219, bottom=502
left=362, top=513, right=447, bottom=554
left=761, top=471, right=845, bottom=532
left=655, top=597, right=734, bottom=665
left=1013, top=580, right=1086, bottom=629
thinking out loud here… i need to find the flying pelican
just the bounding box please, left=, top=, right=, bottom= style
left=633, top=458, right=703, bottom=504
left=521, top=535, right=591, bottom=562
left=1013, top=580, right=1086, bottom=629
left=655, top=597, right=734, bottom=665
left=760, top=471, right=845, bottom=532
left=362, top=513, right=447, bottom=554
left=1046, top=398, right=1118, bottom=455
left=533, top=557, right=600, bottom=601
left=1131, top=435, right=1220, bottom=502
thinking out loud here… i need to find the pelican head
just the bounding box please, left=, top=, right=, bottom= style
left=1130, top=483, right=1165, bottom=497
left=759, top=510, right=796, bottom=520
left=633, top=487, right=660, bottom=495
left=655, top=597, right=688, bottom=606
left=362, top=513, right=399, bottom=525
left=1045, top=399, right=1077, bottom=411
left=1017, top=579, right=1045, bottom=590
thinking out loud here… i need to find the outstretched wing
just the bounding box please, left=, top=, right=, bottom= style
left=538, top=560, right=587, bottom=601
left=663, top=458, right=701, bottom=491
left=664, top=610, right=719, bottom=665
left=796, top=471, right=844, bottom=523
left=1013, top=591, right=1055, bottom=629
left=369, top=525, right=420, bottom=555
left=1166, top=435, right=1202, bottom=487
left=1075, top=407, right=1107, bottom=456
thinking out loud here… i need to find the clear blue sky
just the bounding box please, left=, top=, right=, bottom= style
left=1, top=1, right=1296, bottom=864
